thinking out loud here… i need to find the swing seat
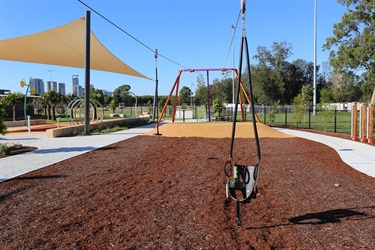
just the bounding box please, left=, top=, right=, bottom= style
left=227, top=164, right=258, bottom=203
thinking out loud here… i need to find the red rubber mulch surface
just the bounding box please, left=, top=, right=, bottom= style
left=0, top=136, right=374, bottom=249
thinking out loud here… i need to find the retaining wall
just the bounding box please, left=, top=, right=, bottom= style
left=5, top=119, right=47, bottom=127
left=45, top=117, right=150, bottom=138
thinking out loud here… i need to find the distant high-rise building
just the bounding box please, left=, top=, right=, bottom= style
left=72, top=75, right=79, bottom=95
left=29, top=78, right=45, bottom=95
left=73, top=85, right=83, bottom=97
left=102, top=90, right=113, bottom=96
left=58, top=82, right=66, bottom=95
left=47, top=81, right=58, bottom=92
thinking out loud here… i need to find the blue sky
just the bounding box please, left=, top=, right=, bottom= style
left=0, top=0, right=346, bottom=96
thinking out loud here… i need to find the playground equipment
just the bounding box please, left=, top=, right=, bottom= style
left=223, top=0, right=261, bottom=227
left=351, top=102, right=374, bottom=144
left=155, top=67, right=260, bottom=129
left=66, top=98, right=103, bottom=125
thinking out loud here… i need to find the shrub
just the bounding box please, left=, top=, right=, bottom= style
left=0, top=144, right=10, bottom=156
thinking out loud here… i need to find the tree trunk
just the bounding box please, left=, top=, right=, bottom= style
left=12, top=105, right=16, bottom=121
left=46, top=105, right=51, bottom=120
left=371, top=87, right=375, bottom=104
left=52, top=106, right=56, bottom=120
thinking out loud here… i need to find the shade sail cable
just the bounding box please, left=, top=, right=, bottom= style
left=77, top=0, right=188, bottom=69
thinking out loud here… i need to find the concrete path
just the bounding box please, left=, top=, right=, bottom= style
left=274, top=127, right=374, bottom=177
left=0, top=124, right=155, bottom=182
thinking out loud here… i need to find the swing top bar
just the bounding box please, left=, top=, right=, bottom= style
left=181, top=68, right=237, bottom=73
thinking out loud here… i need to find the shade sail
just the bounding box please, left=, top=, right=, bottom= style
left=0, top=17, right=151, bottom=80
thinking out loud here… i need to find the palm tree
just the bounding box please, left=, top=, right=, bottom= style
left=4, top=92, right=24, bottom=121
left=40, top=92, right=51, bottom=120
left=45, top=90, right=63, bottom=120
left=0, top=101, right=7, bottom=135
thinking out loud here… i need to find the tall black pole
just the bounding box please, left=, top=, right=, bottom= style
left=153, top=49, right=158, bottom=121
left=84, top=10, right=91, bottom=134
left=154, top=49, right=162, bottom=135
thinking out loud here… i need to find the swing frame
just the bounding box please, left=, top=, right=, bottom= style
left=155, top=67, right=260, bottom=129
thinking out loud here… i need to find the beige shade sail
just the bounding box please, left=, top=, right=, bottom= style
left=0, top=16, right=151, bottom=80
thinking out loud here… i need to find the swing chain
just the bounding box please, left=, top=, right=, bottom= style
left=241, top=1, right=246, bottom=37
left=224, top=160, right=233, bottom=178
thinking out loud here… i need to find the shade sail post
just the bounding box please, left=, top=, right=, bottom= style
left=84, top=10, right=91, bottom=134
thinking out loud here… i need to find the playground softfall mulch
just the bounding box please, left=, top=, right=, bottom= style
left=1, top=134, right=374, bottom=249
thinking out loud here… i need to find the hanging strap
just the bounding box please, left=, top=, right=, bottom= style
left=226, top=32, right=261, bottom=228
left=229, top=35, right=261, bottom=162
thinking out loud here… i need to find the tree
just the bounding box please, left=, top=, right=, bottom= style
left=32, top=95, right=46, bottom=116
left=253, top=41, right=293, bottom=104
left=319, top=88, right=334, bottom=131
left=44, top=90, right=63, bottom=120
left=109, top=99, right=117, bottom=113
left=320, top=88, right=334, bottom=105
left=194, top=74, right=208, bottom=106
left=292, top=94, right=304, bottom=125
left=323, top=0, right=375, bottom=103
left=179, top=86, right=192, bottom=105
left=301, top=84, right=314, bottom=109
left=331, top=72, right=357, bottom=102
left=0, top=101, right=7, bottom=135
left=4, top=92, right=24, bottom=121
left=90, top=88, right=105, bottom=106
left=210, top=77, right=233, bottom=104
left=39, top=92, right=51, bottom=119
left=65, top=93, right=78, bottom=103
left=103, top=95, right=113, bottom=106
left=213, top=98, right=225, bottom=119
left=113, top=84, right=131, bottom=104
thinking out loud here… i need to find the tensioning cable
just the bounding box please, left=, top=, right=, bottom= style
left=224, top=0, right=261, bottom=227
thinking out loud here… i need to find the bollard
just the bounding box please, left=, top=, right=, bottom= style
left=351, top=102, right=358, bottom=140
left=27, top=115, right=31, bottom=134
left=367, top=104, right=374, bottom=144
left=360, top=103, right=367, bottom=142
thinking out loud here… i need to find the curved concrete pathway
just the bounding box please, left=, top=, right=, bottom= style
left=274, top=128, right=374, bottom=177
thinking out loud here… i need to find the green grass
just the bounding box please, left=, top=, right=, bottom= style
left=262, top=110, right=353, bottom=134
left=91, top=125, right=130, bottom=134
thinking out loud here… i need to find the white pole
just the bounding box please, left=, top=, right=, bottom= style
left=313, top=0, right=317, bottom=115
left=27, top=115, right=31, bottom=134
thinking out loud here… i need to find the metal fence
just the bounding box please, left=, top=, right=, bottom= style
left=110, top=104, right=374, bottom=136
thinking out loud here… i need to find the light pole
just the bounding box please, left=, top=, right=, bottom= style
left=231, top=24, right=235, bottom=105
left=154, top=49, right=161, bottom=135
left=313, top=0, right=317, bottom=115
left=48, top=69, right=54, bottom=81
